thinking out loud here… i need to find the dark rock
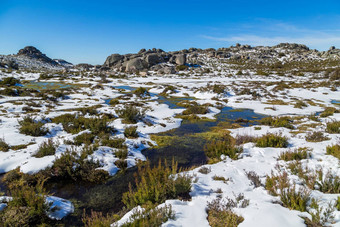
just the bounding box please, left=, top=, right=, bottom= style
left=125, top=58, right=147, bottom=72
left=104, top=54, right=124, bottom=67
left=145, top=54, right=164, bottom=67
left=17, top=46, right=57, bottom=65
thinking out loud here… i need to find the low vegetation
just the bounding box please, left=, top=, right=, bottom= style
left=305, top=131, right=330, bottom=142
left=122, top=160, right=192, bottom=209
left=34, top=139, right=59, bottom=157
left=326, top=144, right=340, bottom=159
left=18, top=116, right=49, bottom=136
left=0, top=138, right=10, bottom=152
left=204, top=133, right=243, bottom=163
left=116, top=105, right=144, bottom=124
left=260, top=116, right=294, bottom=129
left=278, top=147, right=312, bottom=161
left=326, top=120, right=340, bottom=134
left=256, top=133, right=289, bottom=148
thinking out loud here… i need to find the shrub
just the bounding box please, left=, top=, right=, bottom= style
left=122, top=160, right=192, bottom=209
left=280, top=185, right=310, bottom=212
left=119, top=205, right=175, bottom=227
left=206, top=198, right=244, bottom=227
left=204, top=134, right=243, bottom=162
left=305, top=131, right=330, bottom=142
left=212, top=175, right=228, bottom=183
left=256, top=133, right=288, bottom=148
left=115, top=148, right=128, bottom=159
left=124, top=126, right=138, bottom=138
left=133, top=87, right=150, bottom=97
left=176, top=65, right=188, bottom=71
left=116, top=105, right=144, bottom=124
left=0, top=77, right=19, bottom=86
left=326, top=121, right=340, bottom=134
left=326, top=144, right=340, bottom=159
left=198, top=166, right=211, bottom=174
left=48, top=148, right=109, bottom=183
left=102, top=137, right=126, bottom=149
left=18, top=116, right=48, bottom=136
left=245, top=171, right=261, bottom=188
left=74, top=132, right=96, bottom=145
left=182, top=104, right=209, bottom=115
left=278, top=147, right=311, bottom=161
left=114, top=159, right=128, bottom=171
left=0, top=138, right=10, bottom=152
left=320, top=107, right=339, bottom=118
left=235, top=134, right=256, bottom=145
left=82, top=210, right=119, bottom=227
left=53, top=114, right=112, bottom=134
left=109, top=98, right=120, bottom=105
left=34, top=139, right=59, bottom=158
left=260, top=116, right=294, bottom=129
left=316, top=171, right=340, bottom=194
left=294, top=100, right=308, bottom=109
left=0, top=179, right=51, bottom=226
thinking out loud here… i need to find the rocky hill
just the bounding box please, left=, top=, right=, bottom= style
left=0, top=46, right=72, bottom=71
left=103, top=43, right=340, bottom=73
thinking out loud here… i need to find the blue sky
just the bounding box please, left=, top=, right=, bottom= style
left=1, top=0, right=340, bottom=64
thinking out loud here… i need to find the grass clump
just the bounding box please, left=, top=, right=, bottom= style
left=198, top=166, right=211, bottom=174
left=278, top=147, right=312, bottom=161
left=74, top=132, right=96, bottom=145
left=116, top=105, right=144, bottom=124
left=256, top=133, right=288, bottom=148
left=109, top=98, right=120, bottom=106
left=305, top=131, right=330, bottom=142
left=245, top=171, right=261, bottom=188
left=260, top=116, right=294, bottom=129
left=320, top=107, right=339, bottom=118
left=34, top=139, right=59, bottom=157
left=182, top=103, right=209, bottom=115
left=204, top=133, right=243, bottom=163
left=294, top=100, right=308, bottom=109
left=133, top=87, right=150, bottom=97
left=0, top=138, right=10, bottom=152
left=124, top=126, right=138, bottom=138
left=122, top=160, right=192, bottom=209
left=326, top=120, right=340, bottom=134
left=82, top=210, right=120, bottom=227
left=326, top=144, right=340, bottom=159
left=206, top=197, right=244, bottom=227
left=18, top=116, right=48, bottom=136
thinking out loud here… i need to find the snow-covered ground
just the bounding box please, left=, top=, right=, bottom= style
left=0, top=65, right=339, bottom=225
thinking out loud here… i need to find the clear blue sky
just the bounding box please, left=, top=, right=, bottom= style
left=1, top=0, right=340, bottom=64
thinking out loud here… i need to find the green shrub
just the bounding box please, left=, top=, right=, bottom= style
left=0, top=88, right=18, bottom=96
left=109, top=98, right=120, bottom=105
left=204, top=134, right=243, bottom=162
left=115, top=148, right=128, bottom=159
left=0, top=77, right=19, bottom=86
left=0, top=179, right=51, bottom=226
left=206, top=198, right=244, bottom=227
left=305, top=131, right=330, bottom=142
left=120, top=205, right=175, bottom=227
left=326, top=121, right=340, bottom=134
left=0, top=138, right=10, bottom=152
left=122, top=160, right=192, bottom=209
left=176, top=65, right=188, bottom=71
left=53, top=114, right=112, bottom=134
left=101, top=137, right=126, bottom=149
left=260, top=117, right=294, bottom=129
left=18, top=116, right=48, bottom=136
left=48, top=148, right=109, bottom=183
left=116, top=105, right=144, bottom=124
left=114, top=159, right=128, bottom=172
left=294, top=100, right=308, bottom=109
left=256, top=133, right=288, bottom=148
left=316, top=171, right=340, bottom=194
left=124, top=126, right=138, bottom=138
left=326, top=144, right=340, bottom=159
left=320, top=107, right=339, bottom=117
left=198, top=166, right=211, bottom=174
left=280, top=185, right=310, bottom=212
left=74, top=132, right=96, bottom=145
left=133, top=87, right=150, bottom=97
left=82, top=210, right=119, bottom=227
left=278, top=147, right=311, bottom=161
left=34, top=139, right=59, bottom=157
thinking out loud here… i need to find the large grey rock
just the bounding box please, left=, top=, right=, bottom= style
left=175, top=54, right=186, bottom=65
left=17, top=46, right=57, bottom=65
left=145, top=54, right=164, bottom=67
left=125, top=58, right=147, bottom=72
left=104, top=54, right=124, bottom=67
